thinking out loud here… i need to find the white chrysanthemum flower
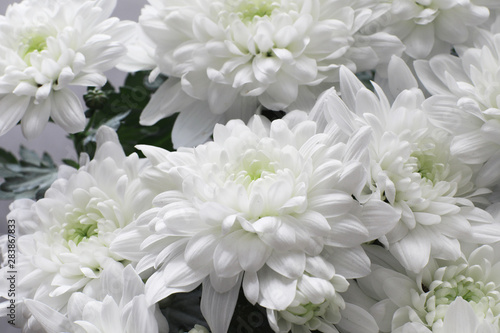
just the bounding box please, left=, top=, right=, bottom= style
left=415, top=27, right=500, bottom=188
left=0, top=126, right=156, bottom=331
left=24, top=263, right=168, bottom=333
left=138, top=0, right=403, bottom=147
left=353, top=244, right=500, bottom=333
left=267, top=253, right=379, bottom=333
left=112, top=110, right=399, bottom=332
left=363, top=0, right=491, bottom=59
left=314, top=58, right=500, bottom=273
left=0, top=0, right=135, bottom=138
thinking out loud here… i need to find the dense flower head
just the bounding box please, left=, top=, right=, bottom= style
left=24, top=263, right=168, bottom=333
left=0, top=0, right=135, bottom=138
left=111, top=109, right=399, bottom=332
left=136, top=0, right=404, bottom=147
left=415, top=26, right=500, bottom=188
left=0, top=127, right=156, bottom=331
left=362, top=0, right=493, bottom=59
left=267, top=253, right=369, bottom=333
left=353, top=244, right=500, bottom=333
left=313, top=59, right=500, bottom=274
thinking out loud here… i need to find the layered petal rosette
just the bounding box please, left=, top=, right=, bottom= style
left=0, top=127, right=156, bottom=331
left=24, top=263, right=168, bottom=333
left=314, top=59, right=500, bottom=273
left=350, top=243, right=500, bottom=333
left=112, top=111, right=399, bottom=332
left=138, top=0, right=403, bottom=147
left=415, top=26, right=500, bottom=187
left=363, top=0, right=492, bottom=59
left=0, top=0, right=135, bottom=138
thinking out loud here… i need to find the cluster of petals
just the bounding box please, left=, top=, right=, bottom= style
left=348, top=242, right=500, bottom=333
left=363, top=0, right=495, bottom=59
left=24, top=262, right=168, bottom=333
left=111, top=109, right=399, bottom=332
left=0, top=0, right=135, bottom=138
left=0, top=126, right=155, bottom=331
left=311, top=58, right=500, bottom=274
left=415, top=24, right=500, bottom=188
left=135, top=0, right=404, bottom=147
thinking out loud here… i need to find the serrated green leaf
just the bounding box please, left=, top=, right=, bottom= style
left=0, top=147, right=58, bottom=200
left=41, top=152, right=56, bottom=168
left=0, top=147, right=18, bottom=164
left=19, top=145, right=41, bottom=166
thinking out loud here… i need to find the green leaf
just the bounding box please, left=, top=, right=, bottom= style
left=72, top=71, right=173, bottom=159
left=0, top=147, right=17, bottom=164
left=0, top=146, right=59, bottom=200
left=62, top=159, right=80, bottom=169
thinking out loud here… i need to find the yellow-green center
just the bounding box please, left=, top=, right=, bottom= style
left=19, top=33, right=48, bottom=59
left=62, top=209, right=101, bottom=245
left=238, top=149, right=276, bottom=182
left=420, top=266, right=500, bottom=327
left=230, top=0, right=279, bottom=20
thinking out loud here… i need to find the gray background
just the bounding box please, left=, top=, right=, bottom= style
left=0, top=0, right=148, bottom=331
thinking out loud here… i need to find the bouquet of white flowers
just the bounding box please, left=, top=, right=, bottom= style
left=1, top=0, right=500, bottom=332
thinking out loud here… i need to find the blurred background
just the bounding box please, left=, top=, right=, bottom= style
left=0, top=0, right=148, bottom=331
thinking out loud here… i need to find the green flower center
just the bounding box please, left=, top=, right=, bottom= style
left=19, top=33, right=48, bottom=59
left=229, top=148, right=277, bottom=185
left=411, top=151, right=445, bottom=184
left=432, top=277, right=491, bottom=305
left=420, top=265, right=500, bottom=327
left=62, top=208, right=102, bottom=245
left=229, top=0, right=279, bottom=20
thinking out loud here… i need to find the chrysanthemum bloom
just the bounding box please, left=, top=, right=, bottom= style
left=24, top=263, right=168, bottom=333
left=0, top=0, right=135, bottom=138
left=415, top=26, right=500, bottom=188
left=0, top=126, right=156, bottom=331
left=267, top=252, right=379, bottom=333
left=137, top=0, right=404, bottom=147
left=362, top=0, right=493, bottom=59
left=352, top=244, right=500, bottom=333
left=314, top=59, right=500, bottom=273
left=112, top=110, right=399, bottom=332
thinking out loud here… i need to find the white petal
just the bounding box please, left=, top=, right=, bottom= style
left=21, top=97, right=52, bottom=139
left=0, top=95, right=30, bottom=136
left=388, top=55, right=418, bottom=97
left=242, top=271, right=259, bottom=305
left=266, top=251, right=306, bottom=280
left=323, top=246, right=371, bottom=279
left=258, top=265, right=297, bottom=310
left=475, top=151, right=500, bottom=187
left=339, top=65, right=365, bottom=112
left=25, top=299, right=73, bottom=332
left=404, top=24, right=434, bottom=59
left=140, top=79, right=189, bottom=125
left=389, top=227, right=431, bottom=273
left=201, top=275, right=242, bottom=333
left=171, top=103, right=224, bottom=148
left=337, top=303, right=379, bottom=333
left=50, top=89, right=85, bottom=133
left=208, top=81, right=239, bottom=114
left=442, top=297, right=479, bottom=333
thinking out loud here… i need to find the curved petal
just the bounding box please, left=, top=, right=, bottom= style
left=201, top=274, right=242, bottom=333
left=21, top=97, right=52, bottom=139
left=0, top=94, right=30, bottom=137
left=50, top=89, right=86, bottom=134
